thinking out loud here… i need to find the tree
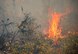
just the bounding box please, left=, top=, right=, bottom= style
left=0, top=18, right=15, bottom=54
left=18, top=13, right=40, bottom=41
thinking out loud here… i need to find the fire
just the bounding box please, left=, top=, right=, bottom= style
left=48, top=8, right=72, bottom=41
left=48, top=12, right=62, bottom=39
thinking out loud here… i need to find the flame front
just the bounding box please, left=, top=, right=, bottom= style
left=48, top=8, right=72, bottom=40
left=48, top=12, right=62, bottom=40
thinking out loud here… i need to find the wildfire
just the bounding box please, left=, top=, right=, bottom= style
left=48, top=8, right=72, bottom=41
left=43, top=7, right=73, bottom=54
left=48, top=12, right=62, bottom=39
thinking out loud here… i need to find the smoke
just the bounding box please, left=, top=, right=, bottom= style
left=43, top=0, right=78, bottom=32
left=0, top=0, right=78, bottom=32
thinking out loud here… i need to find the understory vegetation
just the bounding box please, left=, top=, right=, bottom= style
left=0, top=13, right=78, bottom=54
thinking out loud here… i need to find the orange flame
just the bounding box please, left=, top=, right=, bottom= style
left=48, top=12, right=62, bottom=39
left=48, top=8, right=72, bottom=41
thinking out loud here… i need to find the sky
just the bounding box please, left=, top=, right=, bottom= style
left=0, top=0, right=78, bottom=32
